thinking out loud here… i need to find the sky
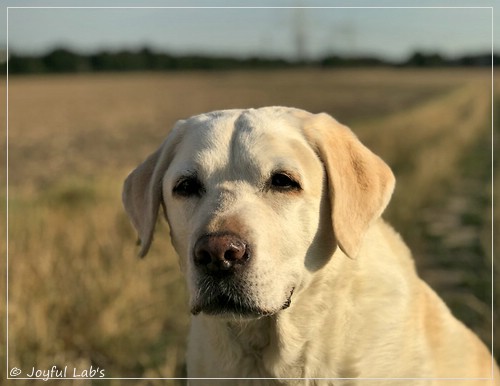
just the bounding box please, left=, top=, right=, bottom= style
left=1, top=0, right=498, bottom=62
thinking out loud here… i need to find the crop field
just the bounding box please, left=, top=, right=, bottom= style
left=0, top=68, right=497, bottom=384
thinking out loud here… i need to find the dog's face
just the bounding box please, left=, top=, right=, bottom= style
left=123, top=107, right=395, bottom=318
left=163, top=109, right=334, bottom=316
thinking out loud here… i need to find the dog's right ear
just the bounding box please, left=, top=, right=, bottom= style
left=122, top=123, right=184, bottom=257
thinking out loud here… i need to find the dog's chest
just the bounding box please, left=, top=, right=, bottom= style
left=189, top=317, right=306, bottom=379
left=231, top=319, right=307, bottom=378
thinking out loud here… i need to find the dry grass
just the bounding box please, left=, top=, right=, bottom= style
left=0, top=68, right=496, bottom=384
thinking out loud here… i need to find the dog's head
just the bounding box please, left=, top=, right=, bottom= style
left=123, top=107, right=394, bottom=317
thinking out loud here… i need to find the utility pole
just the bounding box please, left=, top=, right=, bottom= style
left=292, top=7, right=307, bottom=62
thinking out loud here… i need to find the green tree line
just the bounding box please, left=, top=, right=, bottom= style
left=4, top=47, right=498, bottom=74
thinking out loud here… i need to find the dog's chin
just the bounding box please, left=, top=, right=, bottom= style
left=190, top=288, right=294, bottom=319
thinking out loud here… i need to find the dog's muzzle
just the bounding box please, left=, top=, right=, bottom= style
left=190, top=232, right=294, bottom=317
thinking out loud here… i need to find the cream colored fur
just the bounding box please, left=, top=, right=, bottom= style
left=123, top=107, right=499, bottom=385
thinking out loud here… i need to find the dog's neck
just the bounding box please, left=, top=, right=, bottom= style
left=199, top=313, right=305, bottom=378
left=196, top=255, right=354, bottom=379
left=226, top=317, right=273, bottom=354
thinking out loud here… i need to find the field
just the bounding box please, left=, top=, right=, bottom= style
left=1, top=68, right=497, bottom=384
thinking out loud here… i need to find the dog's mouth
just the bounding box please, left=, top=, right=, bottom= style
left=190, top=286, right=295, bottom=318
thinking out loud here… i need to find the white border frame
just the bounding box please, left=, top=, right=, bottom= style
left=4, top=4, right=496, bottom=382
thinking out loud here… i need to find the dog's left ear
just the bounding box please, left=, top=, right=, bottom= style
left=122, top=122, right=184, bottom=257
left=302, top=112, right=395, bottom=259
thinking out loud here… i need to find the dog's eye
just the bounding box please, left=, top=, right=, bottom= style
left=270, top=172, right=301, bottom=191
left=173, top=176, right=204, bottom=197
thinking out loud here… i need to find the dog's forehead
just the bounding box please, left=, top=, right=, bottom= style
left=174, top=108, right=316, bottom=174
left=185, top=107, right=305, bottom=141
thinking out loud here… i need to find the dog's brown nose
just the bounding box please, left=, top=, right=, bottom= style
left=194, top=233, right=250, bottom=273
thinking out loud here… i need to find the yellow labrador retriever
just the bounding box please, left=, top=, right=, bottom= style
left=123, top=107, right=499, bottom=385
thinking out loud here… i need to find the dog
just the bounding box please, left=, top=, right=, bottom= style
left=123, top=107, right=499, bottom=385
